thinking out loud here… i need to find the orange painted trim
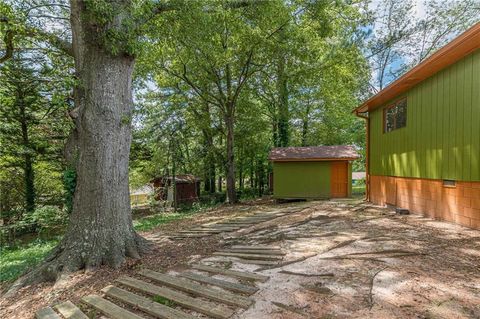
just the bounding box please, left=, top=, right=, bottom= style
left=355, top=112, right=370, bottom=201
left=354, top=22, right=480, bottom=113
left=270, top=158, right=358, bottom=162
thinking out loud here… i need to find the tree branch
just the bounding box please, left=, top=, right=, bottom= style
left=0, top=28, right=14, bottom=63
left=34, top=29, right=73, bottom=57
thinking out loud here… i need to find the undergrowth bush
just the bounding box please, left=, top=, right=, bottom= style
left=26, top=206, right=68, bottom=236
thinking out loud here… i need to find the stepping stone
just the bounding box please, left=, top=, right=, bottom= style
left=213, top=252, right=283, bottom=261
left=102, top=285, right=195, bottom=319
left=179, top=272, right=258, bottom=295
left=54, top=301, right=88, bottom=319
left=81, top=294, right=144, bottom=319
left=36, top=307, right=61, bottom=319
left=138, top=269, right=252, bottom=309
left=192, top=264, right=269, bottom=282
left=232, top=245, right=281, bottom=250
left=116, top=276, right=233, bottom=319
left=220, top=249, right=285, bottom=255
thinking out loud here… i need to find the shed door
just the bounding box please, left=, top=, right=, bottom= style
left=331, top=161, right=348, bottom=198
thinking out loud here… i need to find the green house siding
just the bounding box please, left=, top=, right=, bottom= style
left=370, top=50, right=480, bottom=182
left=273, top=161, right=331, bottom=198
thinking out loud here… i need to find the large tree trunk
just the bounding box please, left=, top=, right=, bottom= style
left=8, top=0, right=148, bottom=293
left=225, top=109, right=237, bottom=203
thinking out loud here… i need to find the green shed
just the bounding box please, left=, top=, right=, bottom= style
left=269, top=146, right=359, bottom=199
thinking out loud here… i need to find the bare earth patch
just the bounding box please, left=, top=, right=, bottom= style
left=1, top=198, right=480, bottom=319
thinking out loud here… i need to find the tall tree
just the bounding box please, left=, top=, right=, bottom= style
left=141, top=0, right=288, bottom=203
left=0, top=53, right=71, bottom=218
left=2, top=0, right=221, bottom=290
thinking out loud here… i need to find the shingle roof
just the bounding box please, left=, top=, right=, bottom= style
left=269, top=145, right=359, bottom=161
left=151, top=174, right=201, bottom=184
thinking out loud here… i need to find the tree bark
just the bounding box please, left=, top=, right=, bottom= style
left=224, top=106, right=237, bottom=203
left=276, top=35, right=289, bottom=147
left=301, top=103, right=311, bottom=147
left=223, top=60, right=237, bottom=204
left=7, top=0, right=149, bottom=293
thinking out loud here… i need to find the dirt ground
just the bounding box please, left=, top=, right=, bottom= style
left=1, top=198, right=480, bottom=318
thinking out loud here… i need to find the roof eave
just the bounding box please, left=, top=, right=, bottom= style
left=354, top=22, right=480, bottom=114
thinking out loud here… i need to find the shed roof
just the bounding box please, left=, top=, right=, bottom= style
left=354, top=22, right=480, bottom=114
left=269, top=145, right=359, bottom=161
left=151, top=174, right=201, bottom=184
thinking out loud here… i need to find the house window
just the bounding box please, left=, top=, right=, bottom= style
left=384, top=98, right=407, bottom=133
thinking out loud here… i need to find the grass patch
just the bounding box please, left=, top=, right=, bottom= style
left=133, top=201, right=222, bottom=232
left=152, top=295, right=176, bottom=307
left=133, top=212, right=192, bottom=232
left=0, top=238, right=58, bottom=283
left=0, top=201, right=221, bottom=283
left=352, top=184, right=366, bottom=195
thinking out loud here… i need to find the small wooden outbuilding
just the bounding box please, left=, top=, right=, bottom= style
left=151, top=175, right=201, bottom=204
left=269, top=146, right=359, bottom=199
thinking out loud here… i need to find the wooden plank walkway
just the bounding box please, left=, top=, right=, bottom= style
left=102, top=285, right=196, bottom=319
left=171, top=209, right=293, bottom=239
left=231, top=245, right=281, bottom=250
left=81, top=294, right=145, bottom=319
left=138, top=269, right=252, bottom=308
left=179, top=272, right=259, bottom=295
left=231, top=259, right=280, bottom=266
left=219, top=249, right=285, bottom=255
left=192, top=264, right=269, bottom=282
left=116, top=276, right=234, bottom=319
left=35, top=209, right=288, bottom=318
left=36, top=307, right=61, bottom=319
left=212, top=252, right=283, bottom=260
left=54, top=301, right=88, bottom=319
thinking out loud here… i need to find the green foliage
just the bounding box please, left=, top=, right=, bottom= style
left=0, top=239, right=58, bottom=283
left=133, top=212, right=191, bottom=232
left=63, top=168, right=76, bottom=214
left=133, top=199, right=221, bottom=232
left=26, top=206, right=68, bottom=236
left=152, top=295, right=176, bottom=307
left=132, top=0, right=370, bottom=194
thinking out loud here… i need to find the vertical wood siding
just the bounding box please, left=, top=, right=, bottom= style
left=273, top=161, right=332, bottom=198
left=370, top=50, right=480, bottom=182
